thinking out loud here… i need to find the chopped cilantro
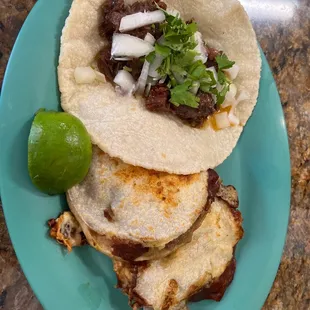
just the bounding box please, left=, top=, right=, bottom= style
left=155, top=43, right=171, bottom=57
left=170, top=81, right=200, bottom=108
left=150, top=5, right=236, bottom=108
left=146, top=51, right=156, bottom=63
left=215, top=54, right=235, bottom=70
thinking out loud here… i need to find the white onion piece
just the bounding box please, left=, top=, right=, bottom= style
left=225, top=83, right=237, bottom=101
left=214, top=112, right=231, bottom=129
left=112, top=34, right=155, bottom=58
left=148, top=54, right=164, bottom=78
left=74, top=67, right=96, bottom=84
left=159, top=75, right=167, bottom=84
left=135, top=33, right=156, bottom=94
left=113, top=57, right=133, bottom=61
left=194, top=32, right=207, bottom=63
left=190, top=81, right=200, bottom=95
left=114, top=70, right=136, bottom=95
left=136, top=61, right=150, bottom=94
left=206, top=66, right=218, bottom=85
left=145, top=83, right=152, bottom=96
left=119, top=11, right=165, bottom=32
left=223, top=64, right=240, bottom=80
left=228, top=109, right=240, bottom=125
left=144, top=33, right=156, bottom=45
left=94, top=70, right=106, bottom=83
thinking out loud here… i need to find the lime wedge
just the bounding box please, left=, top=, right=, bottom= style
left=28, top=110, right=92, bottom=195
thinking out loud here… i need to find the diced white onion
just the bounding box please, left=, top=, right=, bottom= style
left=144, top=33, right=156, bottom=45
left=112, top=34, right=155, bottom=58
left=74, top=67, right=96, bottom=84
left=206, top=66, right=218, bottom=85
left=159, top=75, right=167, bottom=84
left=113, top=57, right=133, bottom=61
left=145, top=83, right=152, bottom=96
left=94, top=70, right=106, bottom=83
left=214, top=112, right=231, bottom=129
left=190, top=81, right=200, bottom=95
left=225, top=83, right=237, bottom=101
left=119, top=11, right=165, bottom=32
left=136, top=61, right=150, bottom=94
left=148, top=54, right=164, bottom=78
left=228, top=109, right=240, bottom=125
left=114, top=70, right=136, bottom=95
left=134, top=33, right=156, bottom=94
left=223, top=64, right=240, bottom=80
left=193, top=32, right=207, bottom=63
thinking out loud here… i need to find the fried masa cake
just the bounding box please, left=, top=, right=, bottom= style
left=113, top=184, right=243, bottom=309
left=49, top=183, right=243, bottom=310
left=65, top=145, right=221, bottom=261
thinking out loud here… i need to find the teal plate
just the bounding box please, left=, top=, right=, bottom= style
left=0, top=1, right=291, bottom=309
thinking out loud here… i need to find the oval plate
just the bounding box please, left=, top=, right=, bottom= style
left=0, top=1, right=291, bottom=309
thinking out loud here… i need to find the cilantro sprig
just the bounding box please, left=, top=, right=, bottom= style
left=170, top=81, right=200, bottom=108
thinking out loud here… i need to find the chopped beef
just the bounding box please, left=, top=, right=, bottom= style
left=99, top=0, right=166, bottom=40
left=125, top=58, right=144, bottom=80
left=99, top=0, right=125, bottom=40
left=97, top=46, right=123, bottom=83
left=145, top=86, right=217, bottom=127
left=172, top=91, right=218, bottom=127
left=206, top=46, right=221, bottom=68
left=145, top=84, right=171, bottom=112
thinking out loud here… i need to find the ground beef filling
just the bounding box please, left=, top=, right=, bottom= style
left=97, top=0, right=220, bottom=127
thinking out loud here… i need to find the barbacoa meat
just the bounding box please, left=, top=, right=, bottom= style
left=146, top=85, right=218, bottom=127
left=99, top=0, right=166, bottom=40
left=145, top=84, right=171, bottom=112
left=172, top=91, right=218, bottom=127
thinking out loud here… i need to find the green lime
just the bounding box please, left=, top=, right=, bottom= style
left=28, top=110, right=92, bottom=195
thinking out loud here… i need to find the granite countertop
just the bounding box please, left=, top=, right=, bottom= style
left=0, top=0, right=309, bottom=309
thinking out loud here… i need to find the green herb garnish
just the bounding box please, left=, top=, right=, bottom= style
left=170, top=81, right=200, bottom=108
left=215, top=54, right=235, bottom=70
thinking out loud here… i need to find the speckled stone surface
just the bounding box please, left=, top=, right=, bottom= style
left=0, top=0, right=309, bottom=309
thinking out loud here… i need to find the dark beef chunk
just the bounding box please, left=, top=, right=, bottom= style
left=125, top=58, right=144, bottom=80
left=172, top=91, right=218, bottom=127
left=99, top=0, right=125, bottom=40
left=206, top=46, right=221, bottom=69
left=97, top=46, right=123, bottom=82
left=99, top=0, right=166, bottom=40
left=145, top=84, right=171, bottom=112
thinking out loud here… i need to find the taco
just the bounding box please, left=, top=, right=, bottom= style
left=58, top=0, right=261, bottom=174
left=65, top=145, right=221, bottom=261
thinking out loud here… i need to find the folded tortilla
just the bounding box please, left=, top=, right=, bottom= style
left=58, top=0, right=261, bottom=174
left=114, top=184, right=243, bottom=309
left=67, top=146, right=221, bottom=261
